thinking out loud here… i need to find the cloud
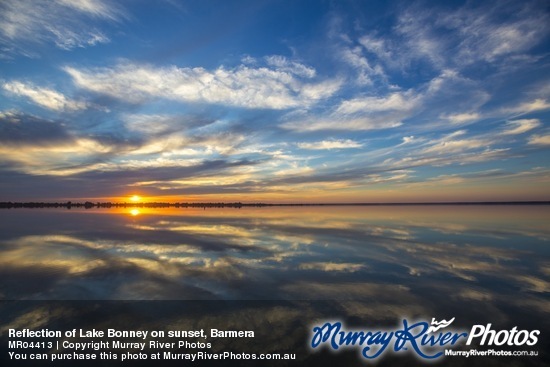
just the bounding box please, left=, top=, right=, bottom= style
left=504, top=98, right=550, bottom=115
left=3, top=81, right=88, bottom=112
left=407, top=168, right=550, bottom=190
left=298, top=262, right=365, bottom=272
left=422, top=137, right=488, bottom=155
left=0, top=111, right=71, bottom=144
left=123, top=114, right=189, bottom=135
left=441, top=1, right=549, bottom=64
left=64, top=61, right=341, bottom=109
left=280, top=116, right=401, bottom=132
left=358, top=34, right=394, bottom=65
left=528, top=134, right=550, bottom=146
left=335, top=91, right=418, bottom=115
left=501, top=119, right=540, bottom=135
left=54, top=0, right=120, bottom=19
left=0, top=112, right=140, bottom=175
left=0, top=0, right=122, bottom=55
left=281, top=89, right=419, bottom=132
left=394, top=1, right=549, bottom=70
left=442, top=112, right=481, bottom=125
left=378, top=128, right=514, bottom=171
left=0, top=133, right=122, bottom=176
left=297, top=139, right=363, bottom=150
left=286, top=65, right=490, bottom=134
left=395, top=7, right=446, bottom=68
left=264, top=55, right=316, bottom=78
left=339, top=45, right=385, bottom=85
left=386, top=146, right=511, bottom=171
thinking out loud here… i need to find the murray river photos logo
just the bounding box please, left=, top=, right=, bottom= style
left=310, top=317, right=540, bottom=361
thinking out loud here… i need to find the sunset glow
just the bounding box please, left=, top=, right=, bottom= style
left=130, top=195, right=141, bottom=203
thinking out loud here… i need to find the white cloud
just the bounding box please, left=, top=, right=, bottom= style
left=442, top=112, right=481, bottom=125
left=283, top=88, right=421, bottom=132
left=377, top=128, right=515, bottom=171
left=504, top=99, right=550, bottom=115
left=3, top=81, right=88, bottom=111
left=364, top=172, right=410, bottom=184
left=443, top=3, right=549, bottom=64
left=335, top=91, right=418, bottom=115
left=528, top=135, right=550, bottom=146
left=0, top=138, right=116, bottom=175
left=394, top=2, right=548, bottom=70
left=443, top=130, right=468, bottom=139
left=386, top=147, right=510, bottom=170
left=48, top=28, right=109, bottom=50
left=55, top=0, right=120, bottom=19
left=0, top=109, right=20, bottom=121
left=358, top=34, right=393, bottom=64
left=501, top=119, right=540, bottom=135
left=241, top=55, right=256, bottom=64
left=426, top=69, right=460, bottom=93
left=128, top=134, right=188, bottom=156
left=264, top=55, right=316, bottom=78
left=395, top=7, right=446, bottom=68
left=64, top=61, right=341, bottom=109
left=299, top=79, right=343, bottom=101
left=339, top=45, right=385, bottom=85
left=0, top=0, right=121, bottom=54
left=297, top=139, right=363, bottom=150
left=123, top=114, right=186, bottom=134
left=281, top=117, right=402, bottom=132
left=299, top=262, right=365, bottom=272
left=422, top=138, right=488, bottom=155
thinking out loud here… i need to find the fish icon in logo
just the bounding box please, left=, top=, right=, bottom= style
left=427, top=317, right=456, bottom=333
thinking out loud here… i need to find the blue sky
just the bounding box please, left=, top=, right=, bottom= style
left=0, top=0, right=549, bottom=202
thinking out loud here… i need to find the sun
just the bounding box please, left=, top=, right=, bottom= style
left=130, top=195, right=141, bottom=202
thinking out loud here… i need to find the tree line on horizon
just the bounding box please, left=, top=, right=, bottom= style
left=0, top=201, right=277, bottom=209
left=0, top=201, right=547, bottom=209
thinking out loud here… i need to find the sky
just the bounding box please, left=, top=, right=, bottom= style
left=0, top=0, right=549, bottom=203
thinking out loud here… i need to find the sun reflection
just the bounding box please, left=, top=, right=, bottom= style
left=129, top=209, right=140, bottom=216
left=130, top=195, right=141, bottom=202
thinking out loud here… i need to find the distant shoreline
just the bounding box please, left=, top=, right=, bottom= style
left=0, top=201, right=549, bottom=209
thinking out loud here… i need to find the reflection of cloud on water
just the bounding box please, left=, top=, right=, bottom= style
left=404, top=218, right=550, bottom=241
left=0, top=235, right=108, bottom=274
left=540, top=262, right=550, bottom=277
left=0, top=207, right=549, bottom=307
left=0, top=305, right=76, bottom=335
left=130, top=221, right=256, bottom=239
left=1, top=206, right=548, bottom=365
left=282, top=281, right=411, bottom=300
left=453, top=288, right=493, bottom=302
left=298, top=262, right=366, bottom=272
left=512, top=275, right=550, bottom=293
left=513, top=297, right=550, bottom=314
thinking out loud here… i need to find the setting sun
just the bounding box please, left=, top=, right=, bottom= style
left=130, top=195, right=141, bottom=202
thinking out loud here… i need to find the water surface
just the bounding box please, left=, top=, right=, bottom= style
left=1, top=205, right=548, bottom=303
left=1, top=205, right=549, bottom=366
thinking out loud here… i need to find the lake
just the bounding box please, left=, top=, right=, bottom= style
left=1, top=205, right=548, bottom=366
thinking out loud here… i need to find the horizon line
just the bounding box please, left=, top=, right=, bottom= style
left=1, top=200, right=549, bottom=209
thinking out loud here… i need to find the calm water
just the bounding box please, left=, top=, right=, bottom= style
left=1, top=206, right=549, bottom=366
left=1, top=205, right=548, bottom=302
